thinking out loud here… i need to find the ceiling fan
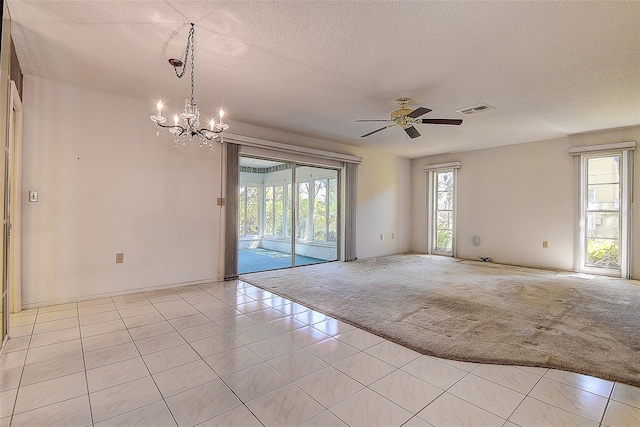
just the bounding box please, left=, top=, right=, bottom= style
left=357, top=97, right=463, bottom=139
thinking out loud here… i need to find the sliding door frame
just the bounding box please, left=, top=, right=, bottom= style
left=238, top=155, right=341, bottom=270
left=225, top=133, right=361, bottom=278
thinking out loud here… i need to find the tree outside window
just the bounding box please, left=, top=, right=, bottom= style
left=239, top=185, right=260, bottom=236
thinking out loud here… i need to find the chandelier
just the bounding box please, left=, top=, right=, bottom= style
left=150, top=23, right=228, bottom=150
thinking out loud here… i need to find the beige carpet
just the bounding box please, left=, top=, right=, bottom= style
left=241, top=254, right=640, bottom=386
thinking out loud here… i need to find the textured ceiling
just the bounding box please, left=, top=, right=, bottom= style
left=7, top=1, right=640, bottom=158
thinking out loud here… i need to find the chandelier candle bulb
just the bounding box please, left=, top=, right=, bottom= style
left=210, top=118, right=215, bottom=131
left=156, top=100, right=163, bottom=117
left=173, top=114, right=179, bottom=125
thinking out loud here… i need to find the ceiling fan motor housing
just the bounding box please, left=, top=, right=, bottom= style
left=392, top=97, right=413, bottom=126
left=391, top=108, right=413, bottom=122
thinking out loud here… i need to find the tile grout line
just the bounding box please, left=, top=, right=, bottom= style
left=598, top=382, right=616, bottom=427
left=500, top=368, right=548, bottom=425
left=186, top=283, right=268, bottom=426
left=85, top=293, right=165, bottom=425
left=120, top=291, right=182, bottom=427
left=8, top=304, right=92, bottom=423
left=6, top=307, right=37, bottom=426
left=232, top=284, right=430, bottom=425
left=142, top=284, right=271, bottom=425
left=77, top=300, right=96, bottom=426
left=535, top=374, right=614, bottom=422
left=242, top=277, right=522, bottom=422
left=201, top=282, right=345, bottom=424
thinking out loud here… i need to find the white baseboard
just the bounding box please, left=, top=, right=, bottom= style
left=21, top=278, right=222, bottom=310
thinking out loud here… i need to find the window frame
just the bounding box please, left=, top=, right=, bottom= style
left=433, top=170, right=455, bottom=254
left=424, top=162, right=461, bottom=257
left=578, top=152, right=631, bottom=277
left=569, top=142, right=635, bottom=278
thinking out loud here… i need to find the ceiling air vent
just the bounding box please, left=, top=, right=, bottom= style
left=455, top=103, right=494, bottom=116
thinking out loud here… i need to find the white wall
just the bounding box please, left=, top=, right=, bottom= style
left=357, top=149, right=411, bottom=257
left=411, top=126, right=640, bottom=277
left=21, top=76, right=411, bottom=306
left=21, top=76, right=222, bottom=306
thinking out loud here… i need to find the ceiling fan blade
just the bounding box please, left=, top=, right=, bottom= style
left=404, top=126, right=421, bottom=139
left=407, top=107, right=432, bottom=118
left=419, top=118, right=463, bottom=125
left=361, top=125, right=393, bottom=138
left=355, top=119, right=393, bottom=122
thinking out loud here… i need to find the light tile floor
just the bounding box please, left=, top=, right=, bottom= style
left=1, top=280, right=639, bottom=426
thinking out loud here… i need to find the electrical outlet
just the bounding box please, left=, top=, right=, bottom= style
left=379, top=234, right=383, bottom=240
left=392, top=233, right=395, bottom=239
left=29, top=190, right=38, bottom=202
left=217, top=198, right=225, bottom=206
left=542, top=241, right=549, bottom=249
left=115, top=253, right=124, bottom=263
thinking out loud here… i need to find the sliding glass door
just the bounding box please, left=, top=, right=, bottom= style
left=294, top=166, right=338, bottom=266
left=238, top=156, right=338, bottom=273
left=238, top=157, right=293, bottom=274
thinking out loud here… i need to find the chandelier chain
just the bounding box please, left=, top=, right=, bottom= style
left=174, top=23, right=195, bottom=80
left=190, top=27, right=195, bottom=103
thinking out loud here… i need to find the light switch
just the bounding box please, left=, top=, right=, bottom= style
left=29, top=191, right=38, bottom=202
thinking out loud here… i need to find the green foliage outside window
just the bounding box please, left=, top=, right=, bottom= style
left=297, top=182, right=309, bottom=239
left=587, top=239, right=619, bottom=267
left=313, top=180, right=328, bottom=240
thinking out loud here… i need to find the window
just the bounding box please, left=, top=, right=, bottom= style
left=328, top=178, right=338, bottom=242
left=313, top=180, right=327, bottom=240
left=239, top=163, right=338, bottom=244
left=583, top=155, right=622, bottom=269
left=238, top=185, right=260, bottom=236
left=424, top=162, right=460, bottom=257
left=264, top=186, right=274, bottom=235
left=297, top=182, right=310, bottom=240
left=569, top=141, right=635, bottom=278
left=286, top=183, right=292, bottom=238
left=263, top=185, right=284, bottom=236
left=312, top=178, right=338, bottom=242
left=274, top=186, right=284, bottom=236
left=434, top=171, right=454, bottom=252
left=295, top=177, right=338, bottom=242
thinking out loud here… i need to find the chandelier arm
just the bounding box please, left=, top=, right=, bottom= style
left=155, top=122, right=183, bottom=130
left=155, top=122, right=185, bottom=135
left=197, top=128, right=222, bottom=134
